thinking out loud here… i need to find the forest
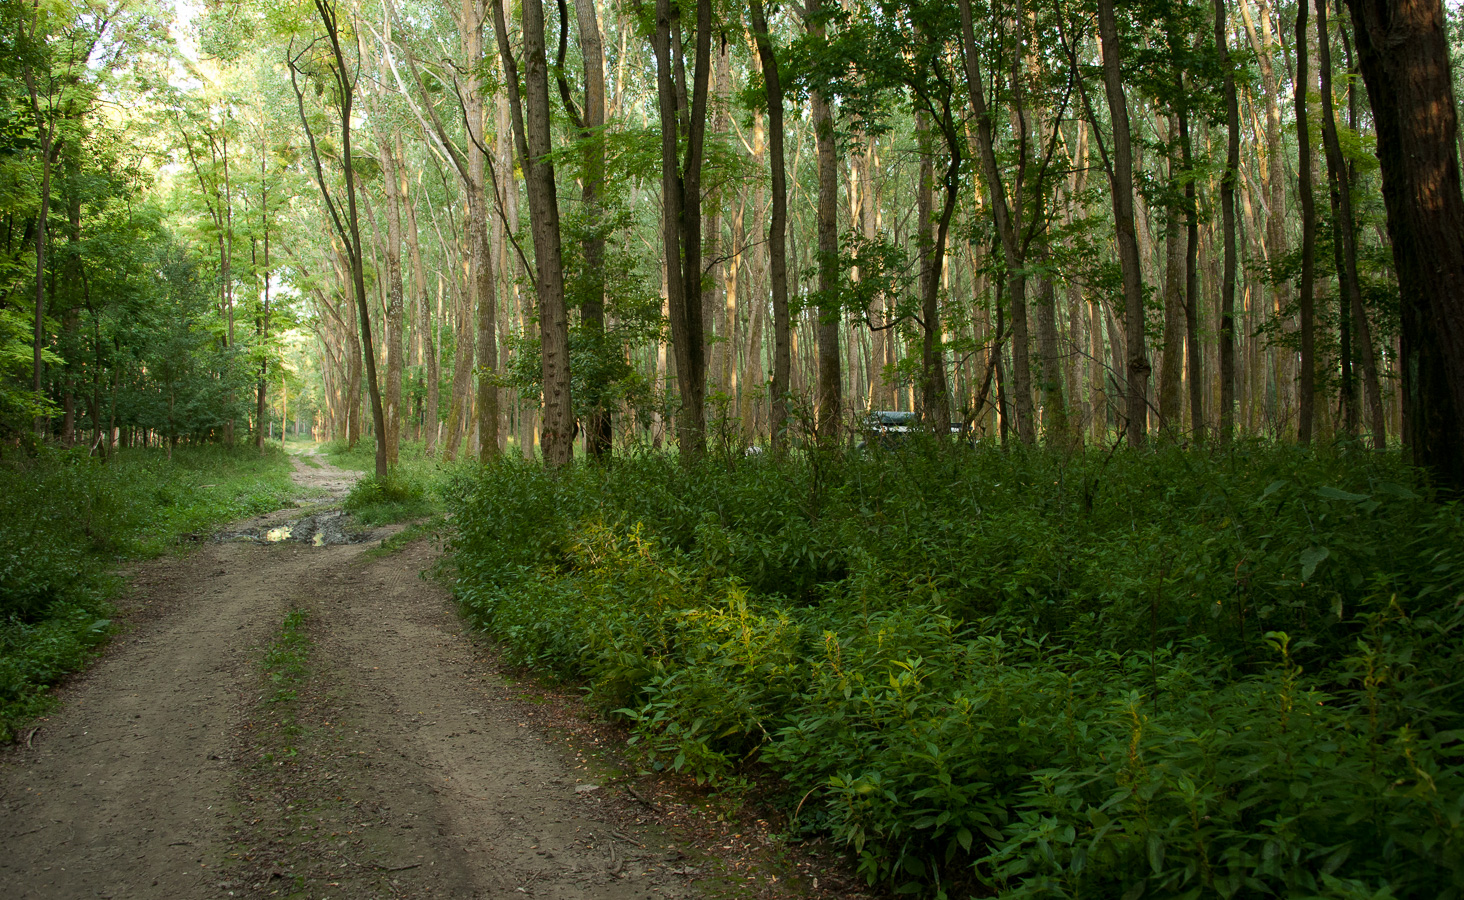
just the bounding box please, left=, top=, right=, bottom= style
left=3, top=0, right=1464, bottom=895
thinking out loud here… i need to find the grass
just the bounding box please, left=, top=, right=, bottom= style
left=259, top=607, right=310, bottom=758
left=0, top=442, right=295, bottom=741
left=322, top=438, right=465, bottom=526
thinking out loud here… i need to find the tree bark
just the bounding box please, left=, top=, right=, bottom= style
left=807, top=0, right=841, bottom=443
left=1096, top=0, right=1150, bottom=445
left=1296, top=0, right=1319, bottom=445
left=748, top=0, right=791, bottom=450
left=401, top=149, right=439, bottom=455
left=291, top=0, right=387, bottom=478
left=648, top=0, right=711, bottom=459
left=493, top=0, right=572, bottom=466
left=1217, top=0, right=1240, bottom=443
left=1160, top=115, right=1186, bottom=433
left=1344, top=0, right=1464, bottom=487
left=958, top=0, right=1035, bottom=443
left=1316, top=0, right=1387, bottom=448
left=374, top=116, right=407, bottom=465
left=572, top=0, right=611, bottom=458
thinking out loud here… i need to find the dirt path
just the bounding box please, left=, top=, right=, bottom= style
left=0, top=454, right=735, bottom=900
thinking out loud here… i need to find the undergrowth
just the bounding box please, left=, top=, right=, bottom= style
left=324, top=439, right=453, bottom=525
left=447, top=440, right=1464, bottom=899
left=0, top=443, right=294, bottom=741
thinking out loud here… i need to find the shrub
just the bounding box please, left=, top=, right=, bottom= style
left=447, top=442, right=1464, bottom=897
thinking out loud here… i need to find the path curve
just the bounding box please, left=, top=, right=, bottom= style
left=0, top=453, right=701, bottom=900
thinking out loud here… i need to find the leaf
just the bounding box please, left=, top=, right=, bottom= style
left=1300, top=546, right=1330, bottom=581
left=1321, top=843, right=1351, bottom=875
left=1258, top=479, right=1288, bottom=502
left=1121, top=878, right=1148, bottom=900
left=1375, top=481, right=1419, bottom=500
left=1147, top=833, right=1166, bottom=874
left=1317, top=486, right=1369, bottom=502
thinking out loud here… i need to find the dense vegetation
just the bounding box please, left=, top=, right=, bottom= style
left=0, top=445, right=294, bottom=741
left=449, top=443, right=1464, bottom=897
left=6, top=0, right=1464, bottom=894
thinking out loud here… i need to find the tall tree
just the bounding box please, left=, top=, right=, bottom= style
left=807, top=0, right=841, bottom=442
left=1216, top=0, right=1240, bottom=443
left=1296, top=0, right=1319, bottom=445
left=555, top=0, right=611, bottom=458
left=1344, top=0, right=1464, bottom=488
left=1315, top=0, right=1385, bottom=448
left=647, top=0, right=712, bottom=458
left=1095, top=0, right=1149, bottom=445
left=492, top=0, right=572, bottom=466
left=289, top=0, right=388, bottom=478
left=748, top=0, right=792, bottom=450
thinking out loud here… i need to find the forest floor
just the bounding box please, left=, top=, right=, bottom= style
left=0, top=451, right=856, bottom=900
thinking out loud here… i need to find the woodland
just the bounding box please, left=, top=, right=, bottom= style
left=3, top=0, right=1464, bottom=895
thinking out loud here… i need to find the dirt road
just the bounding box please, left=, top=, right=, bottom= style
left=0, top=454, right=770, bottom=900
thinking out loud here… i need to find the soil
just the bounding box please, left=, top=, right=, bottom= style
left=0, top=452, right=865, bottom=900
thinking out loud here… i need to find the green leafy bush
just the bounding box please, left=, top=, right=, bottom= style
left=447, top=443, right=1464, bottom=898
left=343, top=471, right=435, bottom=525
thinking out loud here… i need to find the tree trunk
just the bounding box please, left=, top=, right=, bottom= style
left=292, top=0, right=387, bottom=477
left=1296, top=0, right=1319, bottom=445
left=494, top=0, right=572, bottom=466
left=1239, top=0, right=1294, bottom=427
left=749, top=0, right=791, bottom=450
left=1344, top=0, right=1464, bottom=487
left=958, top=0, right=1034, bottom=443
left=1160, top=115, right=1186, bottom=433
left=808, top=0, right=841, bottom=443
left=464, top=3, right=500, bottom=464
left=1217, top=0, right=1240, bottom=442
left=574, top=0, right=611, bottom=458
left=23, top=72, right=53, bottom=439
left=1096, top=0, right=1150, bottom=445
left=402, top=150, right=439, bottom=456
left=375, top=124, right=407, bottom=466
left=1316, top=0, right=1387, bottom=448
left=256, top=144, right=272, bottom=452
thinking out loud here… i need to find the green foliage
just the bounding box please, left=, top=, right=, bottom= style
left=0, top=444, right=294, bottom=741
left=327, top=439, right=459, bottom=525
left=448, top=444, right=1464, bottom=897
left=343, top=470, right=434, bottom=526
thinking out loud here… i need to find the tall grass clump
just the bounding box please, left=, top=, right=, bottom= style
left=328, top=439, right=460, bottom=525
left=447, top=441, right=1463, bottom=898
left=0, top=444, right=294, bottom=740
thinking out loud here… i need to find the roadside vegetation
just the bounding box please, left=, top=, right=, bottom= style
left=325, top=440, right=453, bottom=526
left=447, top=442, right=1464, bottom=898
left=0, top=444, right=295, bottom=741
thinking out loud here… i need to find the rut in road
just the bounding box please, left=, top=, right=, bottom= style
left=0, top=454, right=704, bottom=900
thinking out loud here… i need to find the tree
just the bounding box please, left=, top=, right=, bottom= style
left=1344, top=0, right=1464, bottom=488
left=645, top=0, right=712, bottom=459
left=1095, top=0, right=1149, bottom=445
left=747, top=0, right=792, bottom=450
left=289, top=0, right=388, bottom=478
left=492, top=0, right=573, bottom=468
